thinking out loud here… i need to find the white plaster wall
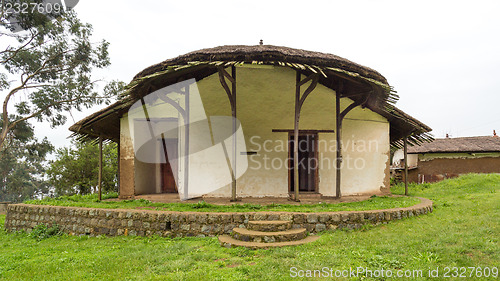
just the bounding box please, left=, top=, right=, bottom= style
left=119, top=65, right=391, bottom=197
left=196, top=65, right=390, bottom=197
left=121, top=81, right=245, bottom=197
left=121, top=114, right=160, bottom=195
left=340, top=115, right=390, bottom=195
left=393, top=149, right=419, bottom=168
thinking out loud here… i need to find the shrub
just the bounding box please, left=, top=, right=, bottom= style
left=28, top=223, right=62, bottom=240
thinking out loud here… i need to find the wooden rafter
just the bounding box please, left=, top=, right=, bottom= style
left=217, top=66, right=238, bottom=202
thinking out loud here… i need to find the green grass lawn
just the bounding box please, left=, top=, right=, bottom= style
left=1, top=174, right=499, bottom=280
left=24, top=193, right=420, bottom=213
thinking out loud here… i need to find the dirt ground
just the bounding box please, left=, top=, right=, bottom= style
left=127, top=193, right=374, bottom=205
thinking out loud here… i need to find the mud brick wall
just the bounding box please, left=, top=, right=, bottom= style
left=4, top=198, right=432, bottom=237
left=407, top=157, right=500, bottom=183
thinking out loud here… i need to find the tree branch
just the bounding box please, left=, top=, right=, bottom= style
left=16, top=83, right=53, bottom=90
left=3, top=46, right=79, bottom=119
left=7, top=95, right=111, bottom=133
left=0, top=30, right=38, bottom=64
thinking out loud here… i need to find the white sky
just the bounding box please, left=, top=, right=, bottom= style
left=32, top=0, right=500, bottom=149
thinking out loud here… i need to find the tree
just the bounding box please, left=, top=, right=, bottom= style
left=0, top=1, right=123, bottom=152
left=47, top=141, right=117, bottom=196
left=0, top=115, right=53, bottom=202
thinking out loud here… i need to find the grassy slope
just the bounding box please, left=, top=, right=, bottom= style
left=0, top=174, right=498, bottom=280
left=24, top=194, right=419, bottom=213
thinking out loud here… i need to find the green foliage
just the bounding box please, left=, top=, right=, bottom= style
left=0, top=1, right=124, bottom=151
left=191, top=200, right=211, bottom=209
left=389, top=176, right=400, bottom=186
left=28, top=223, right=62, bottom=240
left=25, top=193, right=419, bottom=212
left=391, top=173, right=495, bottom=196
left=40, top=192, right=119, bottom=203
left=0, top=116, right=53, bottom=202
left=47, top=141, right=118, bottom=196
left=366, top=255, right=406, bottom=269
left=412, top=251, right=441, bottom=263
left=0, top=174, right=498, bottom=280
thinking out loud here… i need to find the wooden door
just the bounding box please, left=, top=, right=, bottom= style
left=289, top=134, right=318, bottom=192
left=161, top=138, right=178, bottom=193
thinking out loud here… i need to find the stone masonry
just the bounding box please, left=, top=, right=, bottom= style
left=4, top=198, right=433, bottom=237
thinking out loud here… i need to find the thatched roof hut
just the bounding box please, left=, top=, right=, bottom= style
left=69, top=45, right=432, bottom=146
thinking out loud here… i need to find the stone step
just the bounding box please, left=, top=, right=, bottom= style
left=219, top=235, right=320, bottom=249
left=247, top=220, right=291, bottom=232
left=232, top=227, right=307, bottom=243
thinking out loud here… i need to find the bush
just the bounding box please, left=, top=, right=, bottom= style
left=28, top=223, right=62, bottom=240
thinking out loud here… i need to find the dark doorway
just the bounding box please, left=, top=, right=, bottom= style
left=289, top=133, right=318, bottom=192
left=160, top=138, right=178, bottom=193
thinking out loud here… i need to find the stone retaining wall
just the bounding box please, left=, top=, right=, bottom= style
left=0, top=202, right=10, bottom=215
left=4, top=198, right=432, bottom=237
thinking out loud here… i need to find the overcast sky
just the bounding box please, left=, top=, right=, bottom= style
left=33, top=0, right=500, bottom=149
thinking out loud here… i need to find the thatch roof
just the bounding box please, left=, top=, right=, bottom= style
left=386, top=107, right=433, bottom=148
left=134, top=45, right=388, bottom=84
left=69, top=44, right=432, bottom=145
left=408, top=136, right=500, bottom=154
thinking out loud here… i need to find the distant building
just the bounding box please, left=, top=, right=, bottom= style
left=393, top=132, right=500, bottom=183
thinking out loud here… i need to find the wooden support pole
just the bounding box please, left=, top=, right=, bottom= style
left=117, top=138, right=120, bottom=194
left=155, top=93, right=189, bottom=199
left=98, top=135, right=103, bottom=201
left=217, top=66, right=238, bottom=202
left=291, top=72, right=319, bottom=202
left=334, top=85, right=368, bottom=199
left=404, top=136, right=409, bottom=196
left=335, top=91, right=342, bottom=198
left=231, top=66, right=237, bottom=202
left=293, top=71, right=301, bottom=202
left=184, top=85, right=190, bottom=200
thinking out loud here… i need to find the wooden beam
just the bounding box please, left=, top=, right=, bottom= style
left=293, top=71, right=301, bottom=202
left=297, top=73, right=316, bottom=87
left=220, top=66, right=236, bottom=84
left=183, top=85, right=190, bottom=200
left=292, top=72, right=320, bottom=202
left=334, top=88, right=371, bottom=199
left=339, top=93, right=370, bottom=120
left=324, top=69, right=368, bottom=86
left=335, top=86, right=342, bottom=198
left=272, top=129, right=335, bottom=133
left=98, top=135, right=103, bottom=201
left=217, top=67, right=235, bottom=106
left=299, top=74, right=319, bottom=108
left=231, top=65, right=237, bottom=202
left=157, top=95, right=187, bottom=118
left=404, top=136, right=409, bottom=196
left=117, top=138, right=120, bottom=194
left=217, top=66, right=238, bottom=202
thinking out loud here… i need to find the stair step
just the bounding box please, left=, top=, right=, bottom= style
left=247, top=220, right=291, bottom=232
left=232, top=228, right=307, bottom=243
left=219, top=235, right=320, bottom=249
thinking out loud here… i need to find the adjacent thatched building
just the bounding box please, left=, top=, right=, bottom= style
left=393, top=134, right=500, bottom=183
left=70, top=45, right=431, bottom=200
